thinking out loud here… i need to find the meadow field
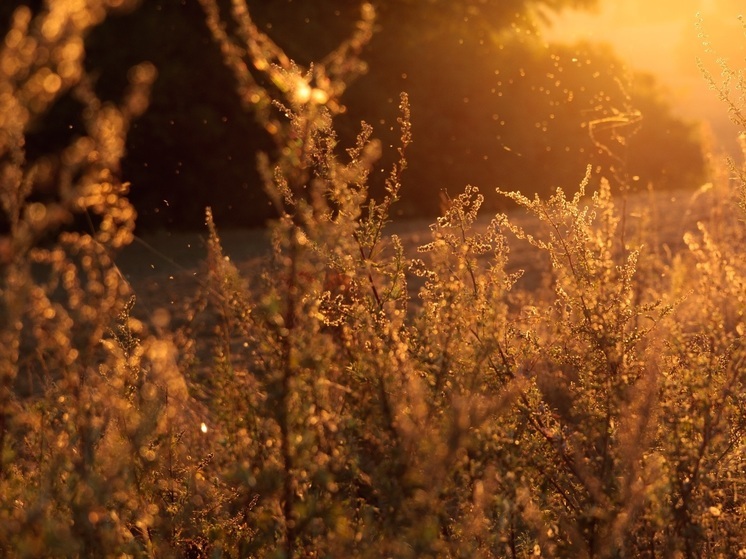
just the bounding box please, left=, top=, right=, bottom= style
left=3, top=1, right=746, bottom=558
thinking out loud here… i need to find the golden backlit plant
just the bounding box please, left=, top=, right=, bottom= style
left=3, top=2, right=746, bottom=558
left=190, top=4, right=746, bottom=558
left=0, top=2, right=233, bottom=557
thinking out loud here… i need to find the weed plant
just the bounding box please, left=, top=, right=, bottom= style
left=3, top=1, right=746, bottom=558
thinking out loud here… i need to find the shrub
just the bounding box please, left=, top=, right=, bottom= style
left=0, top=3, right=229, bottom=557
left=3, top=1, right=746, bottom=558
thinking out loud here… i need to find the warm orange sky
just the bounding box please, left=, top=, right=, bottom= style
left=542, top=0, right=746, bottom=148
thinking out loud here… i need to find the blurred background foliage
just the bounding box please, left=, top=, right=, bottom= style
left=0, top=0, right=705, bottom=230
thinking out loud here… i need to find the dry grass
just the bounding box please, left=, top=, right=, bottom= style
left=4, top=2, right=746, bottom=558
left=118, top=185, right=715, bottom=318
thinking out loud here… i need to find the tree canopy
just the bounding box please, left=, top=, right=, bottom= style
left=1, top=0, right=705, bottom=230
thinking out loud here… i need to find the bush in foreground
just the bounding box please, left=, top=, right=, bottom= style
left=2, top=1, right=746, bottom=557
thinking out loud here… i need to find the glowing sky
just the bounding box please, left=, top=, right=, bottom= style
left=542, top=0, right=746, bottom=147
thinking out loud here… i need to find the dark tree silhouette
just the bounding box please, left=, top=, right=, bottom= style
left=1, top=0, right=704, bottom=230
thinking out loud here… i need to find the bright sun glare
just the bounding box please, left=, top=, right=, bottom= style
left=543, top=0, right=745, bottom=136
